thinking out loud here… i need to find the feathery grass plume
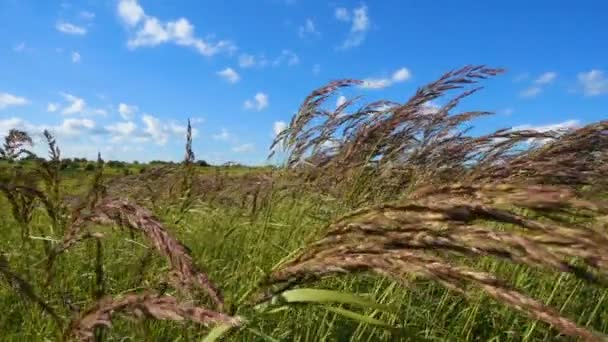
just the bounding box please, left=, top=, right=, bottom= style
left=0, top=128, right=32, bottom=161
left=36, top=130, right=69, bottom=234
left=66, top=292, right=242, bottom=342
left=53, top=199, right=225, bottom=310
left=258, top=183, right=608, bottom=341
left=0, top=253, right=63, bottom=329
left=175, top=119, right=196, bottom=224
left=270, top=66, right=594, bottom=203
left=468, top=120, right=608, bottom=188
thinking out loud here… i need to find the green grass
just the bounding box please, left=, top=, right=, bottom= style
left=1, top=167, right=607, bottom=341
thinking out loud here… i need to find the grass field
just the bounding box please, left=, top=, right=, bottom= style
left=1, top=66, right=608, bottom=341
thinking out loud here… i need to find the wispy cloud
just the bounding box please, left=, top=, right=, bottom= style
left=360, top=67, right=411, bottom=89
left=0, top=92, right=28, bottom=110
left=117, top=0, right=236, bottom=57
left=312, top=64, right=321, bottom=76
left=273, top=121, right=287, bottom=136
left=80, top=11, right=95, bottom=20
left=56, top=21, right=87, bottom=35
left=578, top=69, right=608, bottom=96
left=47, top=103, right=59, bottom=112
left=232, top=143, right=255, bottom=153
left=212, top=128, right=231, bottom=141
left=244, top=92, right=269, bottom=111
left=71, top=51, right=81, bottom=63
left=298, top=18, right=320, bottom=38
left=273, top=49, right=299, bottom=66
left=520, top=86, right=542, bottom=98
left=335, top=5, right=370, bottom=49
left=534, top=72, right=557, bottom=85
left=519, top=71, right=557, bottom=98
left=217, top=67, right=240, bottom=83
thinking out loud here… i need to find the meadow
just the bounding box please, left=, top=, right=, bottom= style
left=1, top=65, right=608, bottom=341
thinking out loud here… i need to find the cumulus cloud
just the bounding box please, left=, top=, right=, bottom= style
left=578, top=70, right=608, bottom=96
left=360, top=67, right=412, bottom=89
left=117, top=0, right=236, bottom=57
left=140, top=114, right=192, bottom=145
left=512, top=119, right=580, bottom=144
left=217, top=67, right=240, bottom=83
left=118, top=103, right=138, bottom=120
left=244, top=92, right=269, bottom=111
left=0, top=92, right=28, bottom=109
left=336, top=5, right=370, bottom=49
left=56, top=21, right=87, bottom=35
left=105, top=121, right=137, bottom=137
left=336, top=95, right=347, bottom=109
left=60, top=93, right=86, bottom=115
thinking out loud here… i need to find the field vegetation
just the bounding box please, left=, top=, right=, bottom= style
left=1, top=65, right=607, bottom=341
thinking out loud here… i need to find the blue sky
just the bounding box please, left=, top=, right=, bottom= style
left=1, top=0, right=607, bottom=164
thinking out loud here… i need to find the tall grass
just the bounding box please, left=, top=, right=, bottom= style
left=0, top=65, right=607, bottom=341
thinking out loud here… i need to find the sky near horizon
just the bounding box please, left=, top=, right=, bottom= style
left=1, top=0, right=607, bottom=164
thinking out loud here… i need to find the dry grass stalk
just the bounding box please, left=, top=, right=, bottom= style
left=66, top=291, right=242, bottom=342
left=53, top=199, right=224, bottom=310
left=259, top=184, right=608, bottom=341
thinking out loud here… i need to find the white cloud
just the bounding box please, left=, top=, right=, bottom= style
left=534, top=72, right=557, bottom=85
left=392, top=67, right=411, bottom=82
left=0, top=92, right=28, bottom=110
left=80, top=11, right=96, bottom=20
left=335, top=8, right=350, bottom=21
left=141, top=114, right=167, bottom=145
left=232, top=143, right=255, bottom=153
left=360, top=67, right=411, bottom=89
left=513, top=119, right=580, bottom=132
left=336, top=95, right=347, bottom=109
left=217, top=67, right=240, bottom=83
left=118, top=103, right=138, bottom=120
left=117, top=0, right=236, bottom=57
left=420, top=100, right=441, bottom=115
left=519, top=72, right=558, bottom=98
left=47, top=103, right=59, bottom=112
left=336, top=5, right=370, bottom=49
left=56, top=118, right=96, bottom=136
left=118, top=0, right=145, bottom=26
left=71, top=51, right=81, bottom=63
left=239, top=54, right=256, bottom=68
left=578, top=70, right=608, bottom=96
left=273, top=121, right=287, bottom=136
left=298, top=18, right=320, bottom=38
left=60, top=93, right=86, bottom=115
left=273, top=49, right=299, bottom=66
left=106, top=121, right=137, bottom=137
left=244, top=92, right=269, bottom=111
left=56, top=21, right=87, bottom=35
left=520, top=86, right=542, bottom=98
left=212, top=128, right=231, bottom=141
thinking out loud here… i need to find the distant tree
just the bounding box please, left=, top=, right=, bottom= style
left=196, top=160, right=210, bottom=167
left=84, top=163, right=96, bottom=171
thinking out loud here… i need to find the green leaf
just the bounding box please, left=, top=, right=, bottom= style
left=322, top=305, right=392, bottom=328
left=278, top=288, right=396, bottom=313
left=201, top=324, right=233, bottom=342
